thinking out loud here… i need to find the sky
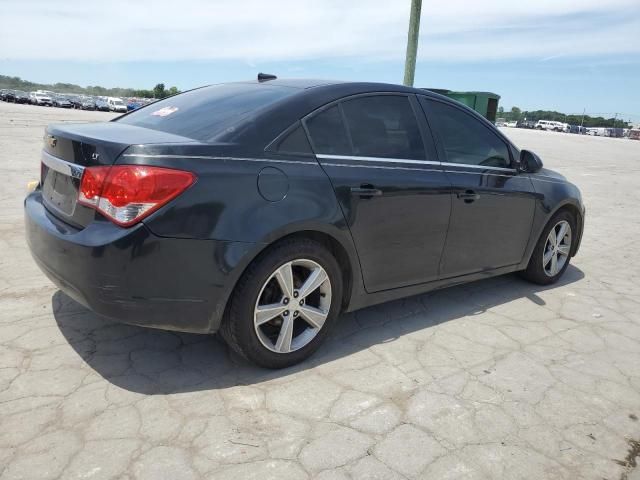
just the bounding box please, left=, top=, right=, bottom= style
left=1, top=0, right=639, bottom=121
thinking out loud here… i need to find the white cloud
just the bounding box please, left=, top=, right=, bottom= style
left=1, top=0, right=638, bottom=62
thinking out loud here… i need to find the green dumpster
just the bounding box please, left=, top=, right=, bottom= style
left=423, top=89, right=500, bottom=122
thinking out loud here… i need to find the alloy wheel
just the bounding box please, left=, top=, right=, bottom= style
left=543, top=220, right=572, bottom=277
left=254, top=259, right=332, bottom=353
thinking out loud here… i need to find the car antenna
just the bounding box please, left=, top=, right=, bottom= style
left=257, top=73, right=277, bottom=82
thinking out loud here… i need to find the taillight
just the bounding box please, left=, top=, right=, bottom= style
left=78, top=165, right=196, bottom=227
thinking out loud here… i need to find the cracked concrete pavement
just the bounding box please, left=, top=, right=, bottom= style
left=1, top=101, right=639, bottom=479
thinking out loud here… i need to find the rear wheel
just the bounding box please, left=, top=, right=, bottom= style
left=520, top=211, right=575, bottom=285
left=221, top=238, right=343, bottom=368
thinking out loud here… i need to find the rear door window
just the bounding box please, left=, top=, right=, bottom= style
left=117, top=83, right=297, bottom=142
left=269, top=123, right=313, bottom=155
left=304, top=105, right=351, bottom=155
left=341, top=95, right=425, bottom=159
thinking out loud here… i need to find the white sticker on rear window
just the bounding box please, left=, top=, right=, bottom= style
left=151, top=106, right=179, bottom=117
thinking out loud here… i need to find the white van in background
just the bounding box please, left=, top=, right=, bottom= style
left=535, top=120, right=568, bottom=132
left=107, top=97, right=127, bottom=113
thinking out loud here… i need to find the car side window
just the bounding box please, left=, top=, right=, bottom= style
left=270, top=123, right=313, bottom=155
left=341, top=95, right=425, bottom=159
left=424, top=99, right=511, bottom=168
left=305, top=105, right=351, bottom=155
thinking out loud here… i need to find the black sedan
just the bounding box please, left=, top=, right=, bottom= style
left=25, top=77, right=584, bottom=368
left=14, top=90, right=30, bottom=104
left=80, top=98, right=96, bottom=110
left=67, top=96, right=83, bottom=109
left=95, top=99, right=110, bottom=111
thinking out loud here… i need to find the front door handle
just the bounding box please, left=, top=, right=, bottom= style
left=457, top=190, right=480, bottom=203
left=350, top=185, right=383, bottom=197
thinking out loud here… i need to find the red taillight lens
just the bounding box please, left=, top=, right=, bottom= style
left=78, top=166, right=110, bottom=206
left=78, top=165, right=196, bottom=227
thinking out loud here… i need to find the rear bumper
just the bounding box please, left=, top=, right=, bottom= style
left=25, top=191, right=257, bottom=333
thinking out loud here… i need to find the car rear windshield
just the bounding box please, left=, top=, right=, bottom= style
left=116, top=83, right=297, bottom=142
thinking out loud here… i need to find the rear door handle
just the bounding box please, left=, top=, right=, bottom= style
left=350, top=185, right=383, bottom=197
left=457, top=190, right=480, bottom=203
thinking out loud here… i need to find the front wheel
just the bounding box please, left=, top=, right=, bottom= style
left=520, top=211, right=576, bottom=285
left=220, top=238, right=343, bottom=368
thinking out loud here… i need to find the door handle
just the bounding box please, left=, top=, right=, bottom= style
left=457, top=190, right=480, bottom=203
left=350, top=185, right=383, bottom=197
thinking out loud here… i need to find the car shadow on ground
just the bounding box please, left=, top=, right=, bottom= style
left=52, top=265, right=584, bottom=394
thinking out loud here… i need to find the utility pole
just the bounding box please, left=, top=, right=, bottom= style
left=580, top=108, right=585, bottom=130
left=403, top=0, right=422, bottom=87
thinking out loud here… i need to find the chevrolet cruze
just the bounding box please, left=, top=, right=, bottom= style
left=25, top=77, right=584, bottom=368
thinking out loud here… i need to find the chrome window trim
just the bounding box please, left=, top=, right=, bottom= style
left=528, top=177, right=566, bottom=185
left=440, top=161, right=517, bottom=173
left=443, top=170, right=522, bottom=179
left=316, top=154, right=440, bottom=166
left=322, top=162, right=442, bottom=173
left=41, top=151, right=85, bottom=179
left=120, top=154, right=317, bottom=165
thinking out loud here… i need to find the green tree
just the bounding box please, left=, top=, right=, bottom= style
left=510, top=106, right=522, bottom=121
left=153, top=83, right=166, bottom=98
left=0, top=75, right=158, bottom=99
left=167, top=86, right=179, bottom=96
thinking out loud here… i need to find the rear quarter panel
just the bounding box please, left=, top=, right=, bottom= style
left=120, top=146, right=347, bottom=242
left=118, top=144, right=364, bottom=314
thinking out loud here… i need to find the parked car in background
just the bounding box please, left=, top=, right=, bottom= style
left=25, top=78, right=585, bottom=368
left=81, top=98, right=96, bottom=110
left=569, top=125, right=588, bottom=134
left=52, top=95, right=72, bottom=108
left=517, top=120, right=536, bottom=129
left=536, top=120, right=568, bottom=132
left=0, top=89, right=15, bottom=101
left=587, top=128, right=609, bottom=137
left=127, top=101, right=142, bottom=111
left=29, top=92, right=52, bottom=106
left=107, top=97, right=127, bottom=113
left=14, top=90, right=30, bottom=104
left=67, top=95, right=83, bottom=109
left=95, top=99, right=110, bottom=111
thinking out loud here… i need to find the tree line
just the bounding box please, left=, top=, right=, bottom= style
left=498, top=106, right=630, bottom=128
left=0, top=75, right=180, bottom=99
left=1, top=74, right=632, bottom=127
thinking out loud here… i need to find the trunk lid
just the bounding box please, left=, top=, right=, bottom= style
left=41, top=122, right=197, bottom=229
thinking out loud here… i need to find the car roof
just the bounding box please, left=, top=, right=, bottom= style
left=208, top=78, right=455, bottom=147
left=235, top=78, right=346, bottom=89
left=223, top=78, right=441, bottom=97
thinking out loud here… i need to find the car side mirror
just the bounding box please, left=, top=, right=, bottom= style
left=519, top=150, right=543, bottom=173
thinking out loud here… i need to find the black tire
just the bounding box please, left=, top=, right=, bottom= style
left=520, top=210, right=576, bottom=285
left=220, top=238, right=343, bottom=369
